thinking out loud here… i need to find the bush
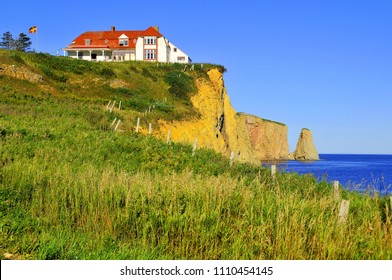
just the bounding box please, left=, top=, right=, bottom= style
left=10, top=52, right=24, bottom=64
left=38, top=65, right=68, bottom=83
left=97, top=67, right=115, bottom=78
left=165, top=71, right=196, bottom=98
left=142, top=68, right=157, bottom=82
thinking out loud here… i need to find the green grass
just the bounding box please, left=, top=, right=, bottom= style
left=0, top=50, right=217, bottom=121
left=0, top=50, right=391, bottom=259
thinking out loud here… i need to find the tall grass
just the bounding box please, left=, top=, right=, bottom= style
left=2, top=162, right=391, bottom=259
left=0, top=50, right=391, bottom=259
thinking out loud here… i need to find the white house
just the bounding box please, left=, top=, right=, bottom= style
left=63, top=26, right=191, bottom=63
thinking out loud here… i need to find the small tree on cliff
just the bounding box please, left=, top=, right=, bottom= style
left=15, top=33, right=32, bottom=52
left=0, top=31, right=15, bottom=50
left=0, top=32, right=32, bottom=51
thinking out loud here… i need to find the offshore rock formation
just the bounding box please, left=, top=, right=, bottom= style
left=291, top=128, right=319, bottom=160
left=158, top=69, right=290, bottom=163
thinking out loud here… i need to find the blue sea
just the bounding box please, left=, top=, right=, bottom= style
left=268, top=154, right=392, bottom=196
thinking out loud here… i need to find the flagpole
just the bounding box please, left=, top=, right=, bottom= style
left=29, top=26, right=38, bottom=53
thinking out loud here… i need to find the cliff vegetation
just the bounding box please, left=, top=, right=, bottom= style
left=0, top=50, right=391, bottom=259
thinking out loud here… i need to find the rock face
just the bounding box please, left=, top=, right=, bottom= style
left=235, top=113, right=289, bottom=161
left=292, top=128, right=319, bottom=160
left=158, top=69, right=290, bottom=163
left=0, top=64, right=43, bottom=83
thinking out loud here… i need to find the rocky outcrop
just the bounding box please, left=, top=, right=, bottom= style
left=0, top=64, right=43, bottom=83
left=292, top=128, right=319, bottom=160
left=158, top=69, right=290, bottom=163
left=235, top=114, right=289, bottom=161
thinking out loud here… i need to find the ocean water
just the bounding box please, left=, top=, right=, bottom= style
left=267, top=154, right=392, bottom=195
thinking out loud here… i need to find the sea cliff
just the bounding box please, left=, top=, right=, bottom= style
left=158, top=69, right=290, bottom=163
left=0, top=50, right=318, bottom=163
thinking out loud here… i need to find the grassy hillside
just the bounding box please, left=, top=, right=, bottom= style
left=0, top=50, right=391, bottom=259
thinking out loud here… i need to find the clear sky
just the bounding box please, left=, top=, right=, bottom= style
left=1, top=0, right=391, bottom=154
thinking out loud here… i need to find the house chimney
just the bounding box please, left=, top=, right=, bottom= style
left=111, top=26, right=115, bottom=32
left=153, top=26, right=159, bottom=32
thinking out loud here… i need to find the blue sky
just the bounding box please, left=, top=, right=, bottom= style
left=1, top=0, right=391, bottom=154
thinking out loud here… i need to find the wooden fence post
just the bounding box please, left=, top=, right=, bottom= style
left=114, top=119, right=121, bottom=131
left=110, top=101, right=116, bottom=113
left=118, top=101, right=122, bottom=110
left=192, top=138, right=198, bottom=156
left=136, top=117, right=140, bottom=132
left=271, top=165, right=276, bottom=180
left=333, top=181, right=340, bottom=200
left=148, top=123, right=152, bottom=135
left=106, top=100, right=111, bottom=109
left=229, top=151, right=234, bottom=166
left=148, top=106, right=151, bottom=113
left=338, top=200, right=350, bottom=224
left=167, top=130, right=171, bottom=144
left=110, top=117, right=117, bottom=127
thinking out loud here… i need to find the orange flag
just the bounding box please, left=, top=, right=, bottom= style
left=29, top=26, right=37, bottom=34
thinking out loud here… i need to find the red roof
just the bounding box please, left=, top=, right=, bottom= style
left=140, top=26, right=163, bottom=37
left=65, top=26, right=163, bottom=50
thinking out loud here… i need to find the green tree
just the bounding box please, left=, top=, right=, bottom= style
left=0, top=31, right=15, bottom=50
left=15, top=33, right=32, bottom=52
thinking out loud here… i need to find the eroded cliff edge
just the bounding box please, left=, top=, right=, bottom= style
left=158, top=68, right=290, bottom=163
left=1, top=59, right=316, bottom=163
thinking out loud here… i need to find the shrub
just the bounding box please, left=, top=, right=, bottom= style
left=141, top=68, right=157, bottom=82
left=165, top=71, right=196, bottom=98
left=38, top=65, right=68, bottom=83
left=10, top=52, right=24, bottom=64
left=98, top=67, right=115, bottom=78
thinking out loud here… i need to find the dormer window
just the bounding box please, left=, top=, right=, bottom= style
left=118, top=34, right=129, bottom=47
left=119, top=39, right=128, bottom=46
left=144, top=36, right=156, bottom=45
left=85, top=39, right=91, bottom=45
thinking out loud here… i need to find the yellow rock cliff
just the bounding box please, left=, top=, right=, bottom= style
left=158, top=69, right=290, bottom=164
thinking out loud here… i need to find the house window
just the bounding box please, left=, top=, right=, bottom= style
left=144, top=49, right=156, bottom=60
left=177, top=56, right=185, bottom=61
left=119, top=39, right=129, bottom=46
left=85, top=39, right=91, bottom=45
left=173, top=48, right=177, bottom=52
left=144, top=36, right=156, bottom=45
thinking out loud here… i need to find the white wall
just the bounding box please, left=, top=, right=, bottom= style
left=157, top=37, right=169, bottom=62
left=135, top=36, right=190, bottom=63
left=168, top=41, right=191, bottom=63
left=135, top=38, right=144, bottom=61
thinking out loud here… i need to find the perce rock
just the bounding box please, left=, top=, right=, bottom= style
left=292, top=128, right=319, bottom=160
